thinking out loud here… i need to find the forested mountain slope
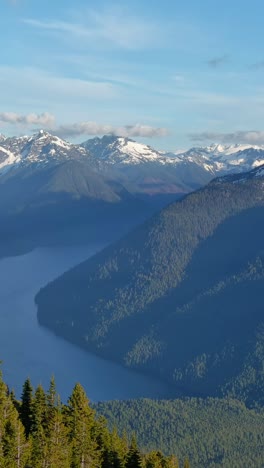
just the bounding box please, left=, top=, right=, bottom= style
left=36, top=166, right=264, bottom=404
left=96, top=398, right=264, bottom=467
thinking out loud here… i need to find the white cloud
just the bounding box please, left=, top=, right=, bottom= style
left=54, top=122, right=169, bottom=139
left=0, top=112, right=55, bottom=126
left=23, top=8, right=161, bottom=50
left=189, top=130, right=264, bottom=145
left=0, top=108, right=168, bottom=139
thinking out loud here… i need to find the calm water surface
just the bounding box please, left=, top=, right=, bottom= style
left=0, top=245, right=173, bottom=401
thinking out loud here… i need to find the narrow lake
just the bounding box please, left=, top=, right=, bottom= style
left=0, top=245, right=173, bottom=402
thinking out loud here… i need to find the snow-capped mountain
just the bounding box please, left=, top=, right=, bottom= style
left=215, top=161, right=264, bottom=185
left=183, top=143, right=264, bottom=174
left=81, top=135, right=264, bottom=195
left=0, top=130, right=89, bottom=174
left=81, top=135, right=164, bottom=165
left=1, top=130, right=264, bottom=260
left=2, top=131, right=264, bottom=176
left=2, top=131, right=264, bottom=198
left=82, top=136, right=264, bottom=174
left=81, top=135, right=216, bottom=195
left=81, top=135, right=214, bottom=172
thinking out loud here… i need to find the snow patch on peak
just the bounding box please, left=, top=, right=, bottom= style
left=252, top=159, right=264, bottom=168
left=204, top=143, right=227, bottom=153
left=31, top=130, right=71, bottom=148
left=117, top=136, right=129, bottom=145
left=189, top=143, right=264, bottom=157
left=118, top=139, right=159, bottom=160
left=0, top=147, right=21, bottom=173
left=0, top=132, right=89, bottom=174
left=85, top=135, right=164, bottom=165
left=0, top=134, right=6, bottom=142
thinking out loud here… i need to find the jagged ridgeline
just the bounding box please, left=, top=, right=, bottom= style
left=2, top=131, right=264, bottom=256
left=36, top=167, right=264, bottom=405
left=0, top=370, right=185, bottom=468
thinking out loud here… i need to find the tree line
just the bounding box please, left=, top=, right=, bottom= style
left=0, top=369, right=190, bottom=468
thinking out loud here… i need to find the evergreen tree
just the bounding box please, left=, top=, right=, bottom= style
left=46, top=376, right=57, bottom=434
left=93, top=415, right=110, bottom=468
left=47, top=375, right=56, bottom=410
left=46, top=396, right=70, bottom=467
left=9, top=389, right=18, bottom=409
left=67, top=383, right=98, bottom=468
left=94, top=417, right=125, bottom=468
left=164, top=455, right=179, bottom=468
left=2, top=397, right=30, bottom=468
left=0, top=370, right=191, bottom=468
left=20, top=378, right=33, bottom=438
left=145, top=450, right=166, bottom=468
left=126, top=434, right=142, bottom=468
left=110, top=426, right=127, bottom=468
left=30, top=384, right=48, bottom=467
left=0, top=368, right=8, bottom=465
left=183, top=459, right=190, bottom=468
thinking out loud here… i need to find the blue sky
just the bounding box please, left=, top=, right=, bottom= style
left=1, top=0, right=264, bottom=149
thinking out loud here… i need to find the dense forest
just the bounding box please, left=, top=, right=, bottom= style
left=2, top=367, right=264, bottom=467
left=0, top=369, right=189, bottom=468
left=96, top=398, right=264, bottom=467
left=36, top=173, right=264, bottom=404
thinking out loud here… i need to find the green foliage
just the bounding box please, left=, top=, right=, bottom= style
left=67, top=383, right=98, bottom=468
left=95, top=397, right=264, bottom=467
left=30, top=384, right=49, bottom=467
left=126, top=435, right=142, bottom=468
left=20, top=378, right=33, bottom=438
left=0, top=370, right=30, bottom=467
left=1, top=367, right=264, bottom=467
left=0, top=371, right=189, bottom=468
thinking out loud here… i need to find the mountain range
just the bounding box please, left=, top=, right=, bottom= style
left=1, top=130, right=264, bottom=256
left=0, top=132, right=149, bottom=256
left=1, top=131, right=264, bottom=196
left=36, top=165, right=264, bottom=405
left=82, top=137, right=264, bottom=206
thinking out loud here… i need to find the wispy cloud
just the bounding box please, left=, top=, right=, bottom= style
left=189, top=130, right=264, bottom=145
left=0, top=66, right=116, bottom=101
left=249, top=60, right=264, bottom=70
left=23, top=8, right=161, bottom=50
left=0, top=112, right=55, bottom=126
left=206, top=55, right=230, bottom=68
left=53, top=122, right=169, bottom=139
